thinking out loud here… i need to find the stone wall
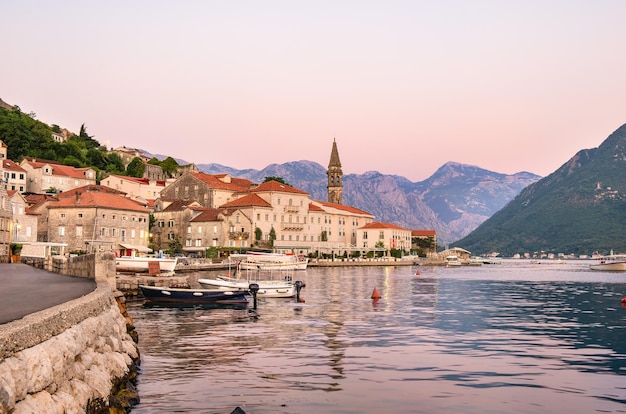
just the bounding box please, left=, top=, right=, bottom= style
left=0, top=253, right=139, bottom=413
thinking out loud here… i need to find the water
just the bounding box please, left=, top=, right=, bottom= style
left=127, top=261, right=626, bottom=413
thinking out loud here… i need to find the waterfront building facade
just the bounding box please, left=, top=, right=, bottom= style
left=46, top=185, right=150, bottom=253
left=356, top=221, right=413, bottom=252
left=8, top=190, right=37, bottom=243
left=0, top=181, right=11, bottom=261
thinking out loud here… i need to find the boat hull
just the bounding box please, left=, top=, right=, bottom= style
left=116, top=257, right=178, bottom=273
left=139, top=285, right=249, bottom=304
left=198, top=278, right=296, bottom=298
left=589, top=261, right=626, bottom=271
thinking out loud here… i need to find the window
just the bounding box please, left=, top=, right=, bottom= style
left=379, top=231, right=384, bottom=239
left=131, top=229, right=136, bottom=239
left=58, top=226, right=65, bottom=236
left=186, top=239, right=192, bottom=247
left=76, top=226, right=83, bottom=236
left=121, top=230, right=126, bottom=241
left=168, top=220, right=174, bottom=227
left=198, top=226, right=202, bottom=233
left=77, top=213, right=83, bottom=218
left=60, top=213, right=66, bottom=218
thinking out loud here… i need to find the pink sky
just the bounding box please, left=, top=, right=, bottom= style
left=2, top=1, right=625, bottom=181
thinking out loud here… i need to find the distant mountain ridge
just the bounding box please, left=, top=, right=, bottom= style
left=192, top=159, right=540, bottom=245
left=456, top=123, right=626, bottom=256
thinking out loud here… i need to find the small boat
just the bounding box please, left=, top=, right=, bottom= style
left=139, top=285, right=250, bottom=304
left=445, top=255, right=462, bottom=266
left=198, top=277, right=297, bottom=298
left=589, top=255, right=626, bottom=271
left=239, top=252, right=309, bottom=271
left=198, top=254, right=302, bottom=298
left=116, top=256, right=178, bottom=274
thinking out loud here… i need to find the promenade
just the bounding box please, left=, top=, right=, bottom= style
left=0, top=263, right=96, bottom=324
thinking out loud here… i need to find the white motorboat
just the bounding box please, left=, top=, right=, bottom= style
left=115, top=256, right=178, bottom=274
left=589, top=255, right=626, bottom=271
left=239, top=251, right=308, bottom=271
left=445, top=255, right=462, bottom=266
left=198, top=254, right=301, bottom=298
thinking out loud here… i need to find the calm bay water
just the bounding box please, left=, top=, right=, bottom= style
left=127, top=260, right=626, bottom=413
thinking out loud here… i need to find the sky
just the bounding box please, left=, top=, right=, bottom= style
left=2, top=1, right=625, bottom=182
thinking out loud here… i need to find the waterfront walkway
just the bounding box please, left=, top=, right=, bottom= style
left=0, top=263, right=96, bottom=324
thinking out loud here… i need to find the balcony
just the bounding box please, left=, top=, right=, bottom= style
left=280, top=222, right=304, bottom=231
left=228, top=231, right=249, bottom=240
left=283, top=205, right=299, bottom=213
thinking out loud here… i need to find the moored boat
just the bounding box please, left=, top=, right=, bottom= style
left=139, top=284, right=249, bottom=304
left=589, top=255, right=626, bottom=271
left=198, top=254, right=302, bottom=298
left=240, top=251, right=308, bottom=271
left=116, top=256, right=178, bottom=274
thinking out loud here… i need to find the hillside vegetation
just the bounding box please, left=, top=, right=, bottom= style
left=455, top=124, right=626, bottom=256
left=0, top=106, right=178, bottom=180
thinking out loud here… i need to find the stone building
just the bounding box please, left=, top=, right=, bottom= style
left=101, top=174, right=167, bottom=203
left=411, top=229, right=437, bottom=257
left=20, top=158, right=96, bottom=194
left=23, top=193, right=57, bottom=242
left=0, top=182, right=11, bottom=262
left=8, top=190, right=37, bottom=243
left=159, top=172, right=253, bottom=209
left=47, top=185, right=150, bottom=253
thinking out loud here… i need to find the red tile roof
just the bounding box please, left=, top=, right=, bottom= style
left=106, top=174, right=167, bottom=186
left=190, top=208, right=223, bottom=222
left=48, top=188, right=149, bottom=213
left=190, top=172, right=253, bottom=192
left=249, top=180, right=309, bottom=195
left=412, top=230, right=436, bottom=237
left=22, top=159, right=94, bottom=180
left=161, top=199, right=205, bottom=212
left=360, top=221, right=410, bottom=231
left=2, top=160, right=26, bottom=172
left=220, top=194, right=272, bottom=208
left=308, top=202, right=325, bottom=212
left=315, top=200, right=372, bottom=216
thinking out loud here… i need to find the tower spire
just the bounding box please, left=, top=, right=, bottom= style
left=327, top=139, right=343, bottom=204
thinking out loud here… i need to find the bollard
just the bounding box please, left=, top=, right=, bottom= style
left=249, top=283, right=260, bottom=311
left=294, top=280, right=304, bottom=302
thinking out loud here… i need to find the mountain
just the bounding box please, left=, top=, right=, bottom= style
left=197, top=161, right=540, bottom=245
left=455, top=124, right=626, bottom=257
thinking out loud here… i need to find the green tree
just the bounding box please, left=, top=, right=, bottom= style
left=105, top=153, right=125, bottom=174
left=263, top=176, right=290, bottom=186
left=269, top=226, right=276, bottom=247
left=255, top=227, right=262, bottom=241
left=126, top=157, right=145, bottom=178
left=160, top=156, right=179, bottom=177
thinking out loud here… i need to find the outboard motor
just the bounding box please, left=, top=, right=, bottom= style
left=249, top=283, right=260, bottom=311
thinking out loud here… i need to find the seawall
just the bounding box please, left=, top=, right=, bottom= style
left=0, top=254, right=140, bottom=413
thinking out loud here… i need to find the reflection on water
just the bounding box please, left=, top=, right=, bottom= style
left=128, top=261, right=626, bottom=413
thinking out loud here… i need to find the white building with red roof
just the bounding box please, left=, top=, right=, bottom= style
left=101, top=174, right=168, bottom=205
left=357, top=221, right=413, bottom=252
left=20, top=158, right=96, bottom=194
left=2, top=159, right=27, bottom=192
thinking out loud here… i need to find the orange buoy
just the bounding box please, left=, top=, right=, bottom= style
left=371, top=287, right=381, bottom=300
left=298, top=297, right=306, bottom=303
left=621, top=297, right=626, bottom=304
left=415, top=270, right=421, bottom=275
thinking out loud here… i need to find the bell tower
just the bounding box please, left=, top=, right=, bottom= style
left=327, top=139, right=343, bottom=204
